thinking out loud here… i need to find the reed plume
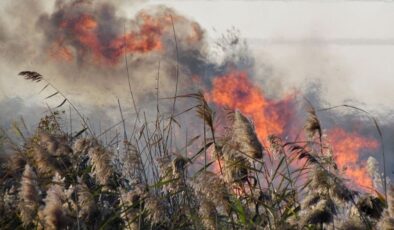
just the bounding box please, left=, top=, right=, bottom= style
left=231, top=110, right=263, bottom=159
left=19, top=71, right=43, bottom=82
left=301, top=198, right=336, bottom=226
left=193, top=171, right=231, bottom=213
left=304, top=104, right=322, bottom=141
left=18, top=164, right=39, bottom=226
left=30, top=145, right=58, bottom=176
left=77, top=181, right=97, bottom=221
left=120, top=188, right=145, bottom=230
left=88, top=145, right=114, bottom=187
left=145, top=195, right=169, bottom=226
left=73, top=138, right=93, bottom=155
left=38, top=173, right=69, bottom=229
left=0, top=71, right=388, bottom=229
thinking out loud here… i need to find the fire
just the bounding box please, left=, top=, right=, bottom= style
left=109, top=13, right=166, bottom=60
left=328, top=128, right=379, bottom=189
left=72, top=15, right=102, bottom=60
left=52, top=12, right=167, bottom=64
left=49, top=41, right=73, bottom=62
left=208, top=70, right=378, bottom=190
left=48, top=6, right=202, bottom=65
left=209, top=70, right=291, bottom=143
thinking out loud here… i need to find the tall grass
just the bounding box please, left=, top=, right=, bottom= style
left=0, top=72, right=390, bottom=229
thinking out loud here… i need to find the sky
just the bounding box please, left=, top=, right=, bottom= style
left=1, top=0, right=394, bottom=115
left=141, top=0, right=394, bottom=113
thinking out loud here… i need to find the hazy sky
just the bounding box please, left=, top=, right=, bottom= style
left=1, top=0, right=394, bottom=114
left=142, top=0, right=394, bottom=113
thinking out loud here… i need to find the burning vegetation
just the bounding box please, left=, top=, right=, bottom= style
left=0, top=0, right=391, bottom=229
left=0, top=70, right=389, bottom=229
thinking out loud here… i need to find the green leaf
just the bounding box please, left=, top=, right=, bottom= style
left=232, top=198, right=247, bottom=225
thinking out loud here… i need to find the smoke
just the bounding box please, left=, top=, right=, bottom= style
left=1, top=0, right=393, bottom=189
left=247, top=36, right=394, bottom=185
left=37, top=2, right=206, bottom=65
left=0, top=0, right=253, bottom=159
left=0, top=0, right=212, bottom=109
left=0, top=0, right=259, bottom=136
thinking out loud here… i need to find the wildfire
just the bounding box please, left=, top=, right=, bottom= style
left=207, top=70, right=379, bottom=190
left=43, top=1, right=381, bottom=192
left=52, top=12, right=167, bottom=64
left=49, top=41, right=74, bottom=62
left=47, top=6, right=202, bottom=65
left=209, top=70, right=291, bottom=143
left=328, top=128, right=379, bottom=189
left=109, top=12, right=168, bottom=60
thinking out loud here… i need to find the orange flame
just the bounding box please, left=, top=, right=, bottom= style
left=209, top=70, right=292, bottom=143
left=109, top=13, right=166, bottom=60
left=53, top=12, right=166, bottom=64
left=73, top=15, right=102, bottom=60
left=49, top=9, right=201, bottom=65
left=328, top=128, right=379, bottom=189
left=49, top=41, right=74, bottom=62
left=208, top=70, right=378, bottom=190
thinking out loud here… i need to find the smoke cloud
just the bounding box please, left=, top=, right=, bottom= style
left=0, top=0, right=213, bottom=109
left=0, top=0, right=393, bottom=188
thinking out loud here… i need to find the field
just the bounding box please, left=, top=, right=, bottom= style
left=0, top=71, right=391, bottom=230
left=0, top=1, right=392, bottom=229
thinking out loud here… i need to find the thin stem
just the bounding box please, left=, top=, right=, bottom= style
left=124, top=23, right=140, bottom=122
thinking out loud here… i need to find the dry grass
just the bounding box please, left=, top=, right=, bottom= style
left=0, top=72, right=390, bottom=229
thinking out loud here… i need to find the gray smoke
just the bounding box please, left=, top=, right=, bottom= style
left=0, top=0, right=252, bottom=151
left=1, top=0, right=392, bottom=187
left=0, top=0, right=215, bottom=109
